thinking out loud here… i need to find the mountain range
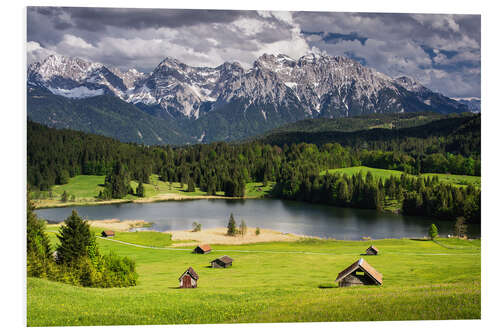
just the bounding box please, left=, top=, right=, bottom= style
left=27, top=53, right=475, bottom=145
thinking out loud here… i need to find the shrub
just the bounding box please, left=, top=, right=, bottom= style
left=192, top=222, right=201, bottom=232
left=239, top=220, right=247, bottom=236
left=255, top=227, right=261, bottom=236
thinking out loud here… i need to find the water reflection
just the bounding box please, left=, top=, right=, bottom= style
left=35, top=199, right=479, bottom=240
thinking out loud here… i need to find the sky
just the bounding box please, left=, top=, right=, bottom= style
left=27, top=7, right=481, bottom=98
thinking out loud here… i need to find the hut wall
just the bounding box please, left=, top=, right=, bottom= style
left=180, top=275, right=197, bottom=288
left=211, top=261, right=222, bottom=268
left=339, top=271, right=377, bottom=287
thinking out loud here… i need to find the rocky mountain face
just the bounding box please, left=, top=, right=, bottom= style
left=27, top=53, right=471, bottom=144
left=452, top=97, right=481, bottom=113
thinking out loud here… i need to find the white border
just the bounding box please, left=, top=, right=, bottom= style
left=2, top=1, right=498, bottom=332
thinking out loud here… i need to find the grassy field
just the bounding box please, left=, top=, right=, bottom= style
left=322, top=166, right=481, bottom=188
left=112, top=231, right=173, bottom=247
left=31, top=174, right=275, bottom=208
left=27, top=230, right=481, bottom=326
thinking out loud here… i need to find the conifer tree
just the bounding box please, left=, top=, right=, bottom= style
left=227, top=213, right=237, bottom=236
left=187, top=178, right=195, bottom=192
left=136, top=182, right=145, bottom=197
left=428, top=224, right=438, bottom=240
left=27, top=196, right=52, bottom=276
left=56, top=210, right=93, bottom=265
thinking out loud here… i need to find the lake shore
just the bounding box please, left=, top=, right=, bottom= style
left=51, top=218, right=152, bottom=232
left=33, top=193, right=258, bottom=209
left=47, top=217, right=314, bottom=244
left=166, top=227, right=315, bottom=246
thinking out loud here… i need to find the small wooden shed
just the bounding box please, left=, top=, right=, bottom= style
left=193, top=244, right=212, bottom=254
left=101, top=230, right=115, bottom=237
left=179, top=267, right=199, bottom=288
left=335, top=258, right=383, bottom=287
left=211, top=255, right=233, bottom=268
left=365, top=245, right=379, bottom=255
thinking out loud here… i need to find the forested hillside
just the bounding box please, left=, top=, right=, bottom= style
left=257, top=113, right=480, bottom=159
left=28, top=114, right=480, bottom=224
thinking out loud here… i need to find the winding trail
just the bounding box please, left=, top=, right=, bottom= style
left=97, top=236, right=479, bottom=256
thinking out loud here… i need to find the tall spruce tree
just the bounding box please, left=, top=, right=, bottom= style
left=56, top=210, right=93, bottom=265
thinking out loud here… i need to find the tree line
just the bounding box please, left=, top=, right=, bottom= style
left=273, top=171, right=480, bottom=224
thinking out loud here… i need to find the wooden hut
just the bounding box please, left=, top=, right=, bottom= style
left=335, top=258, right=383, bottom=287
left=193, top=244, right=212, bottom=254
left=365, top=245, right=379, bottom=255
left=101, top=230, right=115, bottom=237
left=179, top=267, right=199, bottom=288
left=211, top=255, right=233, bottom=268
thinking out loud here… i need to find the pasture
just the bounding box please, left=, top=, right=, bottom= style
left=27, top=229, right=481, bottom=326
left=322, top=166, right=481, bottom=187
left=31, top=174, right=274, bottom=208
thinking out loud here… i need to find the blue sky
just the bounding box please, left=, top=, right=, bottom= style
left=27, top=8, right=480, bottom=98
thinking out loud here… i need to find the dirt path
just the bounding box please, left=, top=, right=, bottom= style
left=97, top=237, right=479, bottom=256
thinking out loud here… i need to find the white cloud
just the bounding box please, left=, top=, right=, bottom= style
left=27, top=41, right=58, bottom=64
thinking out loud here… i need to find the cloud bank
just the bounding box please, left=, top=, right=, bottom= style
left=27, top=7, right=480, bottom=98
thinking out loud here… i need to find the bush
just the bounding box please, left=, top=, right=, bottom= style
left=60, top=190, right=69, bottom=202
left=255, top=227, right=261, bottom=236
left=239, top=220, right=247, bottom=236
left=192, top=222, right=201, bottom=232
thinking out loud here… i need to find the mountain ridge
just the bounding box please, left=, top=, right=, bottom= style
left=27, top=53, right=472, bottom=144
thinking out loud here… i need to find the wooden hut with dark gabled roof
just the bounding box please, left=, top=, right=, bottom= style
left=365, top=245, right=379, bottom=255
left=193, top=244, right=212, bottom=254
left=101, top=230, right=115, bottom=237
left=211, top=255, right=233, bottom=268
left=335, top=259, right=383, bottom=287
left=179, top=267, right=199, bottom=288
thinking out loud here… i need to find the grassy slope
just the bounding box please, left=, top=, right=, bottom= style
left=32, top=174, right=275, bottom=207
left=322, top=166, right=481, bottom=188
left=27, top=232, right=480, bottom=326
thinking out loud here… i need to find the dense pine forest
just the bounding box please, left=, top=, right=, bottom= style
left=27, top=112, right=481, bottom=224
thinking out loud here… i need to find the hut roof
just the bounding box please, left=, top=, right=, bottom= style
left=102, top=230, right=115, bottom=236
left=211, top=255, right=233, bottom=264
left=367, top=245, right=379, bottom=253
left=335, top=259, right=383, bottom=285
left=196, top=244, right=212, bottom=252
left=179, top=267, right=199, bottom=281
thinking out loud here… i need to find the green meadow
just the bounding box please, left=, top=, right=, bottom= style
left=32, top=174, right=275, bottom=208
left=322, top=166, right=481, bottom=188
left=27, top=229, right=481, bottom=326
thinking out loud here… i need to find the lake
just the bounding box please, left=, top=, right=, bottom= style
left=35, top=199, right=479, bottom=240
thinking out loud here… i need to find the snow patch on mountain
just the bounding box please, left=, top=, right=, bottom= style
left=47, top=86, right=104, bottom=99
left=29, top=53, right=469, bottom=122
